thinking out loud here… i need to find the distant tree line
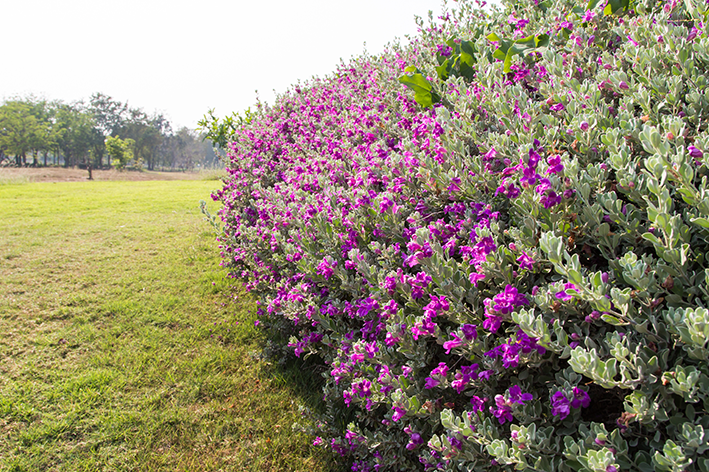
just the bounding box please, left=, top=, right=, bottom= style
left=0, top=93, right=218, bottom=171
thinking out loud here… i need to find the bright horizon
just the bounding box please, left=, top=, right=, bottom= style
left=1, top=0, right=450, bottom=130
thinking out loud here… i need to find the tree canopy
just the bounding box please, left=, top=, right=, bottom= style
left=0, top=94, right=217, bottom=170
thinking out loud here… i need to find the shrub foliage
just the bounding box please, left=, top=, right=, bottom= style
left=211, top=0, right=709, bottom=470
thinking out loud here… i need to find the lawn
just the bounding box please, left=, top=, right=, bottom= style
left=0, top=180, right=338, bottom=471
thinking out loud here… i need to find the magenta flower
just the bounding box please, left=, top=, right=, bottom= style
left=551, top=391, right=571, bottom=419
left=517, top=251, right=534, bottom=270
left=392, top=406, right=406, bottom=422
left=571, top=387, right=591, bottom=408
left=490, top=395, right=514, bottom=424
left=483, top=313, right=502, bottom=333
left=443, top=333, right=463, bottom=354
left=490, top=386, right=532, bottom=424
left=547, top=154, right=564, bottom=174
left=424, top=377, right=440, bottom=389
left=540, top=190, right=562, bottom=209
left=549, top=103, right=565, bottom=112
left=555, top=282, right=577, bottom=301
left=508, top=385, right=533, bottom=404
left=470, top=396, right=487, bottom=412
left=491, top=285, right=529, bottom=314
left=461, top=324, right=478, bottom=340
left=688, top=145, right=704, bottom=159
left=688, top=26, right=699, bottom=41
left=469, top=272, right=486, bottom=287
left=317, top=257, right=337, bottom=279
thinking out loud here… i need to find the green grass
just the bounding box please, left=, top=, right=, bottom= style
left=0, top=181, right=339, bottom=471
left=0, top=175, right=30, bottom=186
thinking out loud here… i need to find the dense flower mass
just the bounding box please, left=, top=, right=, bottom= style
left=211, top=0, right=709, bottom=469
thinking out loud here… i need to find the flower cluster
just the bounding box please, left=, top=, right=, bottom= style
left=211, top=0, right=709, bottom=469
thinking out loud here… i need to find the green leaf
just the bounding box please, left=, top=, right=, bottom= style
left=642, top=232, right=663, bottom=246
left=398, top=73, right=438, bottom=109
left=460, top=40, right=476, bottom=57
left=691, top=217, right=709, bottom=229
left=435, top=60, right=451, bottom=81
left=604, top=0, right=630, bottom=15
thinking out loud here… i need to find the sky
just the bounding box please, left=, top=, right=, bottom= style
left=0, top=0, right=449, bottom=130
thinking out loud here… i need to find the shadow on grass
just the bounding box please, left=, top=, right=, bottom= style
left=256, top=326, right=354, bottom=472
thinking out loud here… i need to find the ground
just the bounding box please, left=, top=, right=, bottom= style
left=0, top=166, right=208, bottom=184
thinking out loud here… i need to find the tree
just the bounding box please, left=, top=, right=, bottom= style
left=0, top=100, right=43, bottom=166
left=89, top=93, right=128, bottom=168
left=55, top=103, right=96, bottom=167
left=104, top=135, right=134, bottom=170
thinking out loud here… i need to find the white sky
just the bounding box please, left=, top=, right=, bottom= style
left=0, top=0, right=448, bottom=130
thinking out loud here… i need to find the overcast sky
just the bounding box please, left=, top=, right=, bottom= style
left=0, top=0, right=449, bottom=130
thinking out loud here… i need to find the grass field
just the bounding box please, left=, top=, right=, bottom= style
left=0, top=180, right=338, bottom=471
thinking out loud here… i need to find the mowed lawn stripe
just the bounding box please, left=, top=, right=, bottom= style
left=0, top=180, right=337, bottom=472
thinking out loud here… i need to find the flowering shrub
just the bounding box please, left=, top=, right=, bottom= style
left=211, top=0, right=709, bottom=470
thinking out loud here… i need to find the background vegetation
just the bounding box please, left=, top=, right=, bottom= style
left=0, top=94, right=217, bottom=171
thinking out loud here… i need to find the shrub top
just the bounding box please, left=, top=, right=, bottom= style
left=213, top=0, right=709, bottom=470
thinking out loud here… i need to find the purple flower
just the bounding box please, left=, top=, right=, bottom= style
left=490, top=395, right=514, bottom=424
left=470, top=396, right=486, bottom=412
left=496, top=180, right=521, bottom=199
left=483, top=313, right=502, bottom=333
left=688, top=26, right=699, bottom=42
left=443, top=333, right=463, bottom=354
left=469, top=272, right=486, bottom=287
left=317, top=257, right=337, bottom=279
left=579, top=121, right=589, bottom=131
left=424, top=377, right=440, bottom=389
left=491, top=285, right=529, bottom=314
left=551, top=391, right=571, bottom=419
left=540, top=191, right=562, bottom=209
left=392, top=406, right=406, bottom=422
left=461, top=324, right=478, bottom=340
left=509, top=385, right=533, bottom=404
left=483, top=147, right=498, bottom=160
left=550, top=103, right=565, bottom=112
left=571, top=387, right=591, bottom=408
left=520, top=167, right=539, bottom=187
left=555, top=283, right=577, bottom=301
left=547, top=155, right=564, bottom=175
left=406, top=432, right=424, bottom=450
left=688, top=145, right=704, bottom=159
left=535, top=178, right=552, bottom=194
